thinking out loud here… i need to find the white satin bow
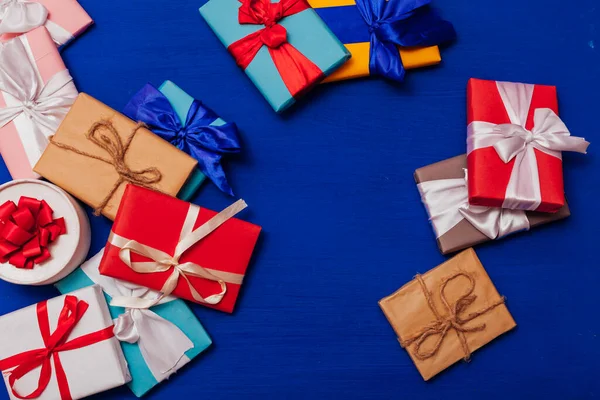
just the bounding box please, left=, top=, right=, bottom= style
left=418, top=170, right=530, bottom=239
left=80, top=250, right=194, bottom=382
left=0, top=38, right=76, bottom=171
left=0, top=0, right=47, bottom=35
left=108, top=200, right=248, bottom=310
left=467, top=81, right=589, bottom=210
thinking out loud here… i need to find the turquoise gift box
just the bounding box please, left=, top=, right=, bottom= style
left=55, top=250, right=212, bottom=397
left=199, top=0, right=351, bottom=112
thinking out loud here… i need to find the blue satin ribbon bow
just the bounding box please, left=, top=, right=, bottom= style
left=124, top=84, right=241, bottom=196
left=316, top=0, right=456, bottom=82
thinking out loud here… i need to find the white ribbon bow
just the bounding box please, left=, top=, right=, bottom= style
left=81, top=249, right=194, bottom=382
left=418, top=170, right=530, bottom=239
left=0, top=38, right=76, bottom=171
left=0, top=0, right=47, bottom=35
left=108, top=199, right=248, bottom=309
left=467, top=81, right=589, bottom=210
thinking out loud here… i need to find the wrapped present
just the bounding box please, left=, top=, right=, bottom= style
left=379, top=248, right=516, bottom=381
left=0, top=285, right=130, bottom=399
left=309, top=0, right=455, bottom=82
left=33, top=93, right=198, bottom=221
left=99, top=184, right=261, bottom=313
left=415, top=155, right=571, bottom=254
left=0, top=179, right=90, bottom=285
left=123, top=80, right=241, bottom=200
left=467, top=78, right=590, bottom=212
left=0, top=0, right=92, bottom=47
left=199, top=0, right=351, bottom=112
left=56, top=249, right=212, bottom=397
left=0, top=27, right=77, bottom=180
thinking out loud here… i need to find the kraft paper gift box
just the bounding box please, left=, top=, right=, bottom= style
left=199, top=0, right=351, bottom=112
left=0, top=179, right=90, bottom=285
left=379, top=248, right=516, bottom=381
left=56, top=249, right=213, bottom=397
left=0, top=285, right=131, bottom=400
left=33, top=93, right=198, bottom=221
left=308, top=0, right=456, bottom=83
left=0, top=26, right=77, bottom=180
left=123, top=80, right=241, bottom=201
left=0, top=0, right=93, bottom=47
left=99, top=184, right=262, bottom=314
left=466, top=78, right=589, bottom=213
left=415, top=154, right=571, bottom=255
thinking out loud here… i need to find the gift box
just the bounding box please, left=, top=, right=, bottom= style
left=379, top=248, right=516, bottom=381
left=0, top=0, right=93, bottom=47
left=0, top=27, right=77, bottom=180
left=467, top=78, right=589, bottom=212
left=0, top=179, right=90, bottom=285
left=56, top=249, right=212, bottom=397
left=0, top=285, right=130, bottom=399
left=33, top=93, right=198, bottom=220
left=309, top=0, right=455, bottom=82
left=199, top=0, right=351, bottom=112
left=99, top=184, right=261, bottom=313
left=415, top=154, right=571, bottom=255
left=123, top=80, right=241, bottom=200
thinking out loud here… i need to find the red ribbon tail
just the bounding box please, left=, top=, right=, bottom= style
left=268, top=43, right=324, bottom=98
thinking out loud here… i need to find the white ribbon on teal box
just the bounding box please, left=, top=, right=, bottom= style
left=55, top=249, right=212, bottom=397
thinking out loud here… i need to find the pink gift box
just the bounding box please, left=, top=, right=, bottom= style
left=0, top=26, right=78, bottom=180
left=0, top=0, right=93, bottom=47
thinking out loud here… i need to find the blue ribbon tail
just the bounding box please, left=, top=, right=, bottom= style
left=369, top=35, right=406, bottom=82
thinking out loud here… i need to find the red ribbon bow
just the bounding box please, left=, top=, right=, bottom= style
left=228, top=0, right=324, bottom=98
left=0, top=197, right=66, bottom=269
left=0, top=296, right=115, bottom=400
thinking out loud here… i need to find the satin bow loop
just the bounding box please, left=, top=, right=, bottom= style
left=0, top=0, right=47, bottom=35
left=400, top=273, right=506, bottom=361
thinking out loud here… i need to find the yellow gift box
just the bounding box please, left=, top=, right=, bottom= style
left=308, top=0, right=443, bottom=82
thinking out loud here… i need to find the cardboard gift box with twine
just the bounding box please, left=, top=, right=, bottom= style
left=34, top=94, right=198, bottom=221
left=379, top=248, right=516, bottom=380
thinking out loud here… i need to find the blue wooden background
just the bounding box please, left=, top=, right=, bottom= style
left=0, top=0, right=599, bottom=398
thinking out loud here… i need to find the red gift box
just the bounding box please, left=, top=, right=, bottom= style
left=466, top=78, right=589, bottom=213
left=99, top=184, right=261, bottom=313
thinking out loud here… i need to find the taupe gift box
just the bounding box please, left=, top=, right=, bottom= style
left=379, top=249, right=516, bottom=381
left=414, top=154, right=571, bottom=255
left=34, top=94, right=197, bottom=220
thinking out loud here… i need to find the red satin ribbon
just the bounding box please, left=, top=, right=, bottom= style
left=0, top=197, right=66, bottom=269
left=0, top=296, right=115, bottom=400
left=228, top=0, right=324, bottom=98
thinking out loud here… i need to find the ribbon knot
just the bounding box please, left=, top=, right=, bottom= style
left=49, top=120, right=163, bottom=216
left=0, top=0, right=48, bottom=35
left=260, top=23, right=287, bottom=48
left=368, top=20, right=381, bottom=33
left=400, top=272, right=506, bottom=361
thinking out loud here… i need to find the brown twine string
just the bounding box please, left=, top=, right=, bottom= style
left=49, top=120, right=163, bottom=216
left=399, top=272, right=506, bottom=362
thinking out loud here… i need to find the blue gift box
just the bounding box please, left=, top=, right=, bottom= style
left=200, top=0, right=351, bottom=112
left=55, top=250, right=212, bottom=397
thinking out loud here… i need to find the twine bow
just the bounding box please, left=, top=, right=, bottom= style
left=400, top=272, right=505, bottom=361
left=49, top=120, right=162, bottom=216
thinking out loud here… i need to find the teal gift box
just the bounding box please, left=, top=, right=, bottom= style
left=55, top=250, right=212, bottom=397
left=200, top=0, right=351, bottom=112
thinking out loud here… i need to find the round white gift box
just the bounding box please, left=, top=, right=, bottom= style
left=0, top=179, right=91, bottom=285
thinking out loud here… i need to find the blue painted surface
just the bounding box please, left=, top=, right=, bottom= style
left=0, top=0, right=598, bottom=399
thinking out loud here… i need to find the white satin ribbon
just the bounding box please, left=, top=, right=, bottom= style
left=0, top=38, right=76, bottom=170
left=467, top=81, right=589, bottom=210
left=418, top=170, right=530, bottom=239
left=44, top=19, right=74, bottom=46
left=0, top=0, right=47, bottom=35
left=80, top=249, right=194, bottom=382
left=108, top=199, right=248, bottom=309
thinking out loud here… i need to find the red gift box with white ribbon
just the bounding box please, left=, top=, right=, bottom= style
left=99, top=184, right=261, bottom=314
left=466, top=78, right=589, bottom=213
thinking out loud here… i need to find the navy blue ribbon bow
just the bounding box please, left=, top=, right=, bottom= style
left=124, top=84, right=241, bottom=196
left=317, top=0, right=456, bottom=82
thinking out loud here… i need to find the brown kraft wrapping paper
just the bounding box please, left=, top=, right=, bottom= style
left=414, top=154, right=571, bottom=255
left=379, top=248, right=516, bottom=381
left=34, top=93, right=197, bottom=220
